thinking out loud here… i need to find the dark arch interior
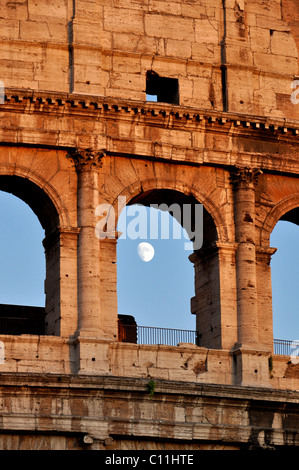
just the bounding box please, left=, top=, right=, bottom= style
left=0, top=175, right=59, bottom=236
left=280, top=207, right=299, bottom=226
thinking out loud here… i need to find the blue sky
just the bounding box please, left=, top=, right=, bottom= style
left=0, top=190, right=298, bottom=342
left=0, top=191, right=45, bottom=307
left=117, top=206, right=195, bottom=330
left=270, top=220, right=299, bottom=340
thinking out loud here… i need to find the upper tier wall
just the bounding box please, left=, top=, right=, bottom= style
left=0, top=0, right=299, bottom=119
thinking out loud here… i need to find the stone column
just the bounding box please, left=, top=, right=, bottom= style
left=59, top=226, right=81, bottom=337
left=190, top=246, right=221, bottom=349
left=68, top=148, right=105, bottom=337
left=43, top=226, right=80, bottom=337
left=256, top=246, right=277, bottom=352
left=189, top=241, right=238, bottom=350
left=231, top=167, right=262, bottom=349
left=43, top=227, right=61, bottom=336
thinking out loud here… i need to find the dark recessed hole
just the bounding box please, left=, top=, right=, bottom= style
left=146, top=70, right=179, bottom=105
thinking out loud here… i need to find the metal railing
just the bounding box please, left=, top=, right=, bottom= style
left=273, top=339, right=299, bottom=356
left=119, top=323, right=299, bottom=357
left=118, top=323, right=199, bottom=346
left=137, top=325, right=199, bottom=346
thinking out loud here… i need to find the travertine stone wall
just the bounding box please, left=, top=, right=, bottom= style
left=0, top=373, right=298, bottom=450
left=0, top=0, right=298, bottom=117
left=0, top=0, right=299, bottom=421
left=1, top=1, right=299, bottom=450
left=1, top=90, right=299, bottom=387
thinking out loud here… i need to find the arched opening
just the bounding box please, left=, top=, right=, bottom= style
left=0, top=175, right=60, bottom=335
left=270, top=207, right=299, bottom=343
left=116, top=189, right=219, bottom=346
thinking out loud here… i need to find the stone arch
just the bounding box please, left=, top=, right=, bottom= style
left=260, top=193, right=299, bottom=246
left=260, top=193, right=299, bottom=344
left=111, top=177, right=228, bottom=245
left=112, top=177, right=235, bottom=349
left=256, top=194, right=299, bottom=348
left=0, top=168, right=70, bottom=336
left=0, top=164, right=70, bottom=232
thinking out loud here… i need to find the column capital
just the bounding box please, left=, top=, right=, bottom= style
left=189, top=241, right=237, bottom=264
left=255, top=246, right=277, bottom=263
left=230, top=166, right=262, bottom=189
left=67, top=147, right=106, bottom=172
left=43, top=226, right=81, bottom=250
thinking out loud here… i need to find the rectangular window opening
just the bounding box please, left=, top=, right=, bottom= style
left=146, top=71, right=179, bottom=105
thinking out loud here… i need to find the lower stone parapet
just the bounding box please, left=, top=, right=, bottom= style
left=0, top=372, right=298, bottom=450
left=0, top=335, right=299, bottom=391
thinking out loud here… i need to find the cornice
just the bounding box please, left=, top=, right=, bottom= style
left=0, top=371, right=298, bottom=402
left=1, top=87, right=299, bottom=137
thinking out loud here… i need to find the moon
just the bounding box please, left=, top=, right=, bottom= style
left=137, top=242, right=155, bottom=262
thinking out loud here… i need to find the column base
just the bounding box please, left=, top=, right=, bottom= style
left=231, top=346, right=273, bottom=388
left=231, top=342, right=272, bottom=353
left=71, top=333, right=113, bottom=375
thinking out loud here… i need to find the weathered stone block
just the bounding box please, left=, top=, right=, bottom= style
left=104, top=7, right=144, bottom=35
left=271, top=30, right=298, bottom=58
left=145, top=14, right=194, bottom=41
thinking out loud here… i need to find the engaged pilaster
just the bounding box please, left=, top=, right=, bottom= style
left=68, top=148, right=105, bottom=337
left=231, top=166, right=262, bottom=349
left=43, top=226, right=80, bottom=337
left=255, top=246, right=277, bottom=351
left=190, top=241, right=238, bottom=350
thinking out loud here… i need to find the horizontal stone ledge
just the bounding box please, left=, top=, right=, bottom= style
left=0, top=372, right=298, bottom=403
left=0, top=413, right=291, bottom=447
left=1, top=87, right=299, bottom=135
left=2, top=139, right=299, bottom=177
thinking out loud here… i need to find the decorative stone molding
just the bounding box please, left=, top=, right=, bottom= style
left=43, top=226, right=81, bottom=251
left=189, top=241, right=237, bottom=264
left=255, top=246, right=277, bottom=264
left=230, top=166, right=263, bottom=189
left=67, top=147, right=106, bottom=171
left=2, top=87, right=299, bottom=136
